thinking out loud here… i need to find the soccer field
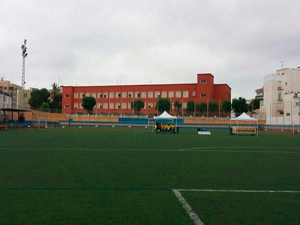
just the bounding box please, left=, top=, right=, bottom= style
left=0, top=128, right=300, bottom=224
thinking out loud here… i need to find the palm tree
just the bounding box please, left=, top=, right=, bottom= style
left=50, top=83, right=60, bottom=100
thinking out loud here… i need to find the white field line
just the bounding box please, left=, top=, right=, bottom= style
left=177, top=189, right=300, bottom=193
left=172, top=189, right=204, bottom=225
left=0, top=146, right=300, bottom=154
left=173, top=188, right=300, bottom=225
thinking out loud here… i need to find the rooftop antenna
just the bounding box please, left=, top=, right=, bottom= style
left=280, top=61, right=283, bottom=69
left=21, top=39, right=28, bottom=109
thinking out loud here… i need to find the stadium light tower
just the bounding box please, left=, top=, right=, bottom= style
left=21, top=39, right=28, bottom=109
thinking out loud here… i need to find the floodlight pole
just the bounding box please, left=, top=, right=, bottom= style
left=21, top=39, right=28, bottom=109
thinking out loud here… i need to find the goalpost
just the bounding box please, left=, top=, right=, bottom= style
left=38, top=117, right=47, bottom=129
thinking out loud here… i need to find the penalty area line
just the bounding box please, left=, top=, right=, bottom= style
left=172, top=189, right=203, bottom=225
left=173, top=188, right=300, bottom=225
left=177, top=189, right=300, bottom=193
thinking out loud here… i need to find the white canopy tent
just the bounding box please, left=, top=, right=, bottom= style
left=230, top=113, right=259, bottom=136
left=153, top=111, right=178, bottom=133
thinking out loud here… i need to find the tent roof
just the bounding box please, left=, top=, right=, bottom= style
left=231, top=112, right=258, bottom=121
left=154, top=111, right=177, bottom=119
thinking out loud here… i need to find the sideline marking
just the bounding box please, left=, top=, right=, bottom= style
left=0, top=146, right=300, bottom=154
left=173, top=188, right=300, bottom=225
left=172, top=189, right=203, bottom=225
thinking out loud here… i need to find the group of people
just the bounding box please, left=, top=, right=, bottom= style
left=154, top=122, right=177, bottom=134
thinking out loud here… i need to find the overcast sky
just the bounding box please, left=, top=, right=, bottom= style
left=1, top=0, right=300, bottom=99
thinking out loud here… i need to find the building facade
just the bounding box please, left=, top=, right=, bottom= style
left=259, top=67, right=300, bottom=124
left=17, top=89, right=32, bottom=110
left=0, top=78, right=21, bottom=109
left=62, top=73, right=231, bottom=116
left=0, top=91, right=12, bottom=109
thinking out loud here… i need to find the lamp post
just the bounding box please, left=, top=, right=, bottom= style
left=21, top=39, right=28, bottom=109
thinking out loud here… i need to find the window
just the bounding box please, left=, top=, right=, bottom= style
left=97, top=103, right=102, bottom=109
left=64, top=105, right=69, bottom=108
left=128, top=103, right=131, bottom=109
left=176, top=91, right=181, bottom=98
left=148, top=103, right=153, bottom=109
left=92, top=92, right=96, bottom=98
left=115, top=92, right=120, bottom=98
left=109, top=103, right=114, bottom=109
left=141, top=92, right=146, bottom=98
left=115, top=103, right=121, bottom=109
left=183, top=91, right=189, bottom=98
left=80, top=104, right=83, bottom=109
left=135, top=92, right=140, bottom=98
left=74, top=103, right=78, bottom=109
left=80, top=93, right=85, bottom=98
left=201, top=79, right=207, bottom=84
left=161, top=91, right=167, bottom=98
left=192, top=91, right=196, bottom=96
left=155, top=91, right=160, bottom=98
left=148, top=91, right=153, bottom=98
left=278, top=92, right=282, bottom=100
left=97, top=92, right=102, bottom=98
left=285, top=82, right=288, bottom=86
left=295, top=101, right=300, bottom=106
left=24, top=94, right=28, bottom=98
left=286, top=113, right=290, bottom=116
left=122, top=92, right=127, bottom=98
left=128, top=92, right=133, bottom=98
left=86, top=93, right=90, bottom=97
left=183, top=102, right=187, bottom=108
left=201, top=93, right=207, bottom=98
left=103, top=92, right=108, bottom=98
left=122, top=103, right=127, bottom=109
left=168, top=91, right=174, bottom=98
left=9, top=87, right=13, bottom=91
left=109, top=92, right=114, bottom=98
left=103, top=103, right=108, bottom=109
left=65, top=94, right=69, bottom=98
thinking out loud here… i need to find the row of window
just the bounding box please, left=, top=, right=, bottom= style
left=66, top=102, right=189, bottom=110
left=66, top=91, right=207, bottom=99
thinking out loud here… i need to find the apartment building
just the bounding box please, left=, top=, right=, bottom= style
left=259, top=67, right=300, bottom=124
left=62, top=73, right=231, bottom=115
left=0, top=91, right=12, bottom=109
left=0, top=78, right=21, bottom=109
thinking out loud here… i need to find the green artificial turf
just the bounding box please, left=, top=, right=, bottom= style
left=0, top=128, right=299, bottom=224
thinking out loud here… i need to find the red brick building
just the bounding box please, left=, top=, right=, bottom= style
left=62, top=73, right=231, bottom=115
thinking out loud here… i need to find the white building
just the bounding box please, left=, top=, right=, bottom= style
left=0, top=91, right=12, bottom=109
left=260, top=67, right=300, bottom=124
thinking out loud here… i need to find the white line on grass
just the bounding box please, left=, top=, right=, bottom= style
left=173, top=188, right=300, bottom=225
left=1, top=147, right=300, bottom=154
left=177, top=189, right=300, bottom=193
left=172, top=189, right=204, bottom=225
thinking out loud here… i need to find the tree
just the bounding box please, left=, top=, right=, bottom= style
left=156, top=98, right=171, bottom=114
left=49, top=93, right=62, bottom=112
left=50, top=83, right=60, bottom=100
left=196, top=102, right=207, bottom=116
left=49, top=83, right=62, bottom=112
left=208, top=101, right=219, bottom=116
left=130, top=99, right=145, bottom=115
left=81, top=97, right=96, bottom=114
left=222, top=100, right=231, bottom=116
left=28, top=88, right=50, bottom=109
left=232, top=97, right=248, bottom=117
left=186, top=100, right=195, bottom=115
left=41, top=102, right=50, bottom=112
left=174, top=101, right=182, bottom=115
